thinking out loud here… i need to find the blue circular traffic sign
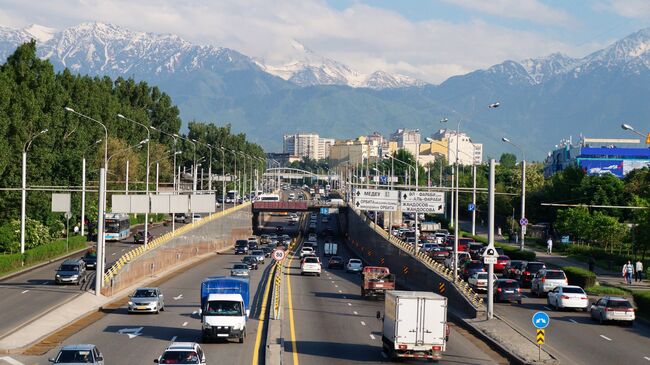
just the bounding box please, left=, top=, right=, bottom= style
left=520, top=217, right=529, bottom=226
left=532, top=311, right=549, bottom=329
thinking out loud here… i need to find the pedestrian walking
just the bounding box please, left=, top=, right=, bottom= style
left=546, top=237, right=553, bottom=254
left=636, top=260, right=644, bottom=282
left=623, top=261, right=634, bottom=284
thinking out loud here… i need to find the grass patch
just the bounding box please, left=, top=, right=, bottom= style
left=0, top=236, right=88, bottom=277
left=584, top=284, right=630, bottom=296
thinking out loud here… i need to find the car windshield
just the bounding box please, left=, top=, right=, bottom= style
left=204, top=300, right=243, bottom=316
left=476, top=273, right=488, bottom=279
left=243, top=256, right=255, bottom=262
left=160, top=351, right=200, bottom=364
left=349, top=260, right=361, bottom=265
left=546, top=271, right=566, bottom=279
left=236, top=240, right=248, bottom=246
left=562, top=287, right=584, bottom=294
left=58, top=265, right=79, bottom=272
left=304, top=258, right=319, bottom=263
left=133, top=289, right=157, bottom=298
left=607, top=300, right=632, bottom=308
left=526, top=263, right=545, bottom=272
left=233, top=264, right=248, bottom=270
left=55, top=350, right=94, bottom=363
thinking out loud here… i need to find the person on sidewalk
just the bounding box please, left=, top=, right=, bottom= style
left=623, top=261, right=634, bottom=284
left=546, top=237, right=553, bottom=254
left=636, top=260, right=644, bottom=282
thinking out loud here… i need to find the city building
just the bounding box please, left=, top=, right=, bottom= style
left=283, top=133, right=335, bottom=160
left=430, top=129, right=483, bottom=165
left=266, top=153, right=300, bottom=167
left=390, top=129, right=421, bottom=156
left=543, top=136, right=649, bottom=178
left=329, top=137, right=382, bottom=167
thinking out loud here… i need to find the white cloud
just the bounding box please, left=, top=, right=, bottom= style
left=443, top=0, right=573, bottom=26
left=0, top=0, right=584, bottom=83
left=598, top=0, right=650, bottom=18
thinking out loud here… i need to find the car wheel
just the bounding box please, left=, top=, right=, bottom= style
left=300, top=272, right=304, bottom=276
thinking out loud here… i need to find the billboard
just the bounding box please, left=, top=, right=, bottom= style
left=579, top=159, right=624, bottom=178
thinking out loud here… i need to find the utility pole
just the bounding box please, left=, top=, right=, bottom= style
left=487, top=159, right=496, bottom=319
left=472, top=164, right=477, bottom=235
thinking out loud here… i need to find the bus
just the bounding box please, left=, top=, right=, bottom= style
left=226, top=190, right=239, bottom=203
left=104, top=213, right=131, bottom=241
left=257, top=193, right=280, bottom=202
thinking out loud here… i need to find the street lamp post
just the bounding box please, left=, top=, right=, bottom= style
left=173, top=134, right=197, bottom=192
left=150, top=127, right=178, bottom=192
left=502, top=137, right=526, bottom=251
left=219, top=147, right=226, bottom=211
left=440, top=117, right=461, bottom=278
left=64, top=107, right=108, bottom=296
left=118, top=114, right=151, bottom=248
left=230, top=150, right=238, bottom=204
left=20, top=128, right=48, bottom=260
left=193, top=139, right=213, bottom=192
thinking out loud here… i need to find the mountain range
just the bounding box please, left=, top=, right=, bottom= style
left=1, top=22, right=649, bottom=160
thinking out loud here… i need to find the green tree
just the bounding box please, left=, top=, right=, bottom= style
left=499, top=153, right=517, bottom=168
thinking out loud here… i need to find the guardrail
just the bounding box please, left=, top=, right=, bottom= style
left=103, top=202, right=251, bottom=285
left=362, top=212, right=483, bottom=308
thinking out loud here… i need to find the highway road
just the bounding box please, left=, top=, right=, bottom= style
left=281, top=212, right=507, bottom=365
left=6, top=211, right=288, bottom=365
left=0, top=205, right=237, bottom=338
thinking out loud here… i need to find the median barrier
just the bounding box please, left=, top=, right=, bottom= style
left=102, top=203, right=252, bottom=295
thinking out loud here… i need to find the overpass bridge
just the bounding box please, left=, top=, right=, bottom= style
left=263, top=167, right=340, bottom=181
left=251, top=200, right=347, bottom=229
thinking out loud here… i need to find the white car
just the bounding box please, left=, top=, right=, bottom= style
left=467, top=272, right=498, bottom=292
left=154, top=342, right=206, bottom=364
left=300, top=247, right=314, bottom=258
left=301, top=257, right=321, bottom=276
left=308, top=233, right=318, bottom=241
left=346, top=259, right=363, bottom=273
left=547, top=285, right=589, bottom=311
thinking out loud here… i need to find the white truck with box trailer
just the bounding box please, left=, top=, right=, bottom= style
left=381, top=291, right=449, bottom=361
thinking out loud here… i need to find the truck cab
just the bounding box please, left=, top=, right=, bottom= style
left=200, top=277, right=250, bottom=343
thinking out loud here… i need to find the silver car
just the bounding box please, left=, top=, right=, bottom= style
left=230, top=263, right=250, bottom=277
left=590, top=296, right=635, bottom=325
left=251, top=250, right=266, bottom=264
left=530, top=269, right=568, bottom=297
left=346, top=259, right=363, bottom=273
left=128, top=287, right=164, bottom=314
left=49, top=344, right=104, bottom=364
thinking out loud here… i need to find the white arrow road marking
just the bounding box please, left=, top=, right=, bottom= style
left=569, top=319, right=578, bottom=324
left=173, top=294, right=183, bottom=300
left=370, top=334, right=376, bottom=340
left=171, top=336, right=177, bottom=342
left=0, top=356, right=25, bottom=365
left=644, top=356, right=650, bottom=361
left=600, top=335, right=612, bottom=341
left=21, top=290, right=29, bottom=294
left=118, top=327, right=143, bottom=339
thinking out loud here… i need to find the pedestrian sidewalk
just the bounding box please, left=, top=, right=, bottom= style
left=459, top=221, right=650, bottom=291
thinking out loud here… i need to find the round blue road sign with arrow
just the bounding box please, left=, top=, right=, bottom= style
left=532, top=311, right=550, bottom=329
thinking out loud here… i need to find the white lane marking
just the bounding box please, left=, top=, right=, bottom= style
left=121, top=249, right=126, bottom=252
left=361, top=321, right=366, bottom=326
left=41, top=281, right=48, bottom=285
left=353, top=311, right=358, bottom=315
left=334, top=285, right=338, bottom=288
left=171, top=336, right=177, bottom=342
left=543, top=306, right=551, bottom=310
left=182, top=322, right=188, bottom=327
left=0, top=356, right=25, bottom=365
left=569, top=319, right=578, bottom=324
left=347, top=303, right=352, bottom=306
left=112, top=252, right=117, bottom=256
left=600, top=335, right=612, bottom=341
left=21, top=290, right=29, bottom=294
left=370, top=334, right=376, bottom=340
left=173, top=294, right=183, bottom=300
left=338, top=290, right=342, bottom=293
left=118, top=327, right=143, bottom=339
left=644, top=356, right=650, bottom=361
left=331, top=280, right=335, bottom=283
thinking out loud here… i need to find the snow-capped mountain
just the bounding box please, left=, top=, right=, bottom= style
left=256, top=40, right=425, bottom=89
left=520, top=53, right=581, bottom=84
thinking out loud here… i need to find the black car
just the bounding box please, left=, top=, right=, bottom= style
left=328, top=256, right=344, bottom=269
left=81, top=250, right=97, bottom=270
left=462, top=260, right=485, bottom=280
left=503, top=260, right=527, bottom=278
left=133, top=230, right=154, bottom=244
left=519, top=261, right=546, bottom=287
left=235, top=240, right=249, bottom=255
left=242, top=256, right=259, bottom=270
left=261, top=246, right=274, bottom=257
left=468, top=243, right=485, bottom=259
left=494, top=279, right=522, bottom=304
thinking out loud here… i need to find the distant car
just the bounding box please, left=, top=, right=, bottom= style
left=493, top=255, right=510, bottom=272
left=428, top=247, right=450, bottom=261
left=547, top=285, right=589, bottom=311
left=519, top=261, right=546, bottom=287
left=81, top=250, right=97, bottom=270
left=174, top=213, right=188, bottom=223
left=530, top=269, right=568, bottom=297
left=462, top=260, right=485, bottom=280
left=494, top=279, right=523, bottom=304
left=55, top=259, right=86, bottom=285
left=242, top=256, right=258, bottom=270
left=300, top=247, right=314, bottom=258
left=133, top=230, right=154, bottom=244
left=419, top=243, right=438, bottom=254
left=308, top=233, right=318, bottom=241
left=154, top=342, right=206, bottom=364
left=328, top=256, right=344, bottom=269
left=444, top=252, right=471, bottom=270
left=234, top=240, right=249, bottom=255
left=467, top=272, right=498, bottom=292
left=301, top=257, right=322, bottom=276
left=467, top=243, right=485, bottom=259
left=261, top=246, right=274, bottom=257
left=346, top=259, right=363, bottom=273
left=590, top=296, right=635, bottom=326
left=250, top=250, right=266, bottom=264
left=230, top=263, right=250, bottom=277
left=502, top=260, right=527, bottom=279
left=192, top=213, right=202, bottom=222
left=49, top=344, right=104, bottom=364
left=128, top=287, right=164, bottom=314
left=260, top=234, right=270, bottom=245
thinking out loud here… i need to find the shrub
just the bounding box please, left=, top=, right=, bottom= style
left=563, top=266, right=596, bottom=288
left=585, top=285, right=629, bottom=296
left=496, top=243, right=537, bottom=261
left=632, top=291, right=650, bottom=319
left=0, top=236, right=88, bottom=277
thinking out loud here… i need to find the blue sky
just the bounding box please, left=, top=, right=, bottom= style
left=0, top=0, right=648, bottom=83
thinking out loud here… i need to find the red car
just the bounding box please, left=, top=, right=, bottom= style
left=494, top=255, right=510, bottom=272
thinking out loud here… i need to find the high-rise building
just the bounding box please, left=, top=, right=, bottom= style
left=390, top=129, right=421, bottom=156
left=283, top=133, right=331, bottom=160
left=430, top=129, right=483, bottom=165
left=318, top=138, right=335, bottom=160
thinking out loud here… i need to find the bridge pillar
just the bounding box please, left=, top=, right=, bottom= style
left=252, top=211, right=260, bottom=234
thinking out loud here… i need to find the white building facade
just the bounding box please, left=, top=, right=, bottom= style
left=283, top=133, right=335, bottom=160
left=430, top=129, right=483, bottom=165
